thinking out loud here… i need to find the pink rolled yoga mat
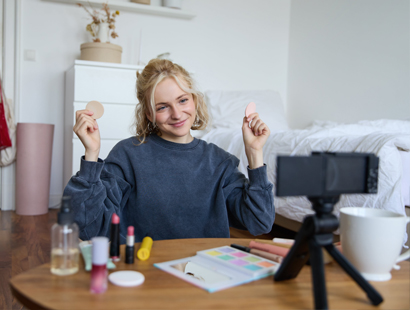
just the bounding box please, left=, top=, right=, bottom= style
left=15, top=123, right=54, bottom=215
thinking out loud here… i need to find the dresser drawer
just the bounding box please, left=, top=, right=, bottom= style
left=71, top=139, right=121, bottom=175
left=74, top=66, right=138, bottom=104
left=73, top=102, right=136, bottom=140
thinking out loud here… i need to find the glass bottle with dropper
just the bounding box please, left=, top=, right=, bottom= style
left=50, top=196, right=79, bottom=275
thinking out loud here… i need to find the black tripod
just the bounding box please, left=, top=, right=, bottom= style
left=274, top=196, right=383, bottom=310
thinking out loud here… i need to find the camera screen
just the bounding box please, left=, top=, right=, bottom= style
left=325, top=156, right=366, bottom=193
left=276, top=152, right=378, bottom=197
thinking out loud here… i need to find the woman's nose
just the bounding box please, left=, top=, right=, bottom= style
left=170, top=106, right=182, bottom=119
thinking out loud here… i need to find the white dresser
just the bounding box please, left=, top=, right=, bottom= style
left=63, top=60, right=144, bottom=186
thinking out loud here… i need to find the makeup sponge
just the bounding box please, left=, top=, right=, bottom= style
left=245, top=102, right=256, bottom=117
left=109, top=271, right=145, bottom=287
left=86, top=100, right=104, bottom=119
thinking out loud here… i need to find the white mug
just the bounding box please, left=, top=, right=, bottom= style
left=340, top=207, right=410, bottom=281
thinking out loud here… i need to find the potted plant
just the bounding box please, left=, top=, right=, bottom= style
left=77, top=2, right=122, bottom=63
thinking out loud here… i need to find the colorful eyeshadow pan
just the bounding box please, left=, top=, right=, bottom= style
left=231, top=259, right=249, bottom=266
left=257, top=261, right=275, bottom=268
left=218, top=248, right=235, bottom=253
left=218, top=255, right=234, bottom=261
left=232, top=252, right=247, bottom=258
left=243, top=256, right=261, bottom=263
left=244, top=265, right=263, bottom=271
left=206, top=251, right=222, bottom=256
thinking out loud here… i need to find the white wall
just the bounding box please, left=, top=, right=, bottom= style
left=11, top=0, right=409, bottom=209
left=17, top=0, right=290, bottom=205
left=287, top=0, right=410, bottom=129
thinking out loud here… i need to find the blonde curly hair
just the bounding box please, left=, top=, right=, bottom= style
left=134, top=58, right=209, bottom=144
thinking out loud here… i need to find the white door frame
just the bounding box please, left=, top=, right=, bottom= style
left=1, top=0, right=21, bottom=211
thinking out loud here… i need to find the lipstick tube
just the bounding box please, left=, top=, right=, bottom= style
left=90, top=237, right=108, bottom=294
left=249, top=240, right=289, bottom=257
left=125, top=226, right=135, bottom=264
left=109, top=213, right=120, bottom=262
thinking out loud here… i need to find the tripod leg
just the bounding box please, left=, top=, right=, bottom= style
left=274, top=216, right=315, bottom=281
left=324, top=244, right=383, bottom=305
left=309, top=237, right=328, bottom=310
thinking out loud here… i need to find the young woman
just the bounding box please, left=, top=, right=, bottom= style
left=64, top=58, right=275, bottom=243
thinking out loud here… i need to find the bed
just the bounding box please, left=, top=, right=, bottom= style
left=196, top=90, right=410, bottom=244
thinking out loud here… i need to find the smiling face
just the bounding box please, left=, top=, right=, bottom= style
left=147, top=77, right=196, bottom=144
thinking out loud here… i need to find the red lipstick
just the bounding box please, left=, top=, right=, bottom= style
left=109, top=213, right=120, bottom=262
left=125, top=226, right=135, bottom=264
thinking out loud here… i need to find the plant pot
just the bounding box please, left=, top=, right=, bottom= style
left=80, top=42, right=122, bottom=64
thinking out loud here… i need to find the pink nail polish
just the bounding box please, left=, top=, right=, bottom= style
left=90, top=237, right=108, bottom=294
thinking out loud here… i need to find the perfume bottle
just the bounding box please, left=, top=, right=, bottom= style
left=50, top=196, right=79, bottom=276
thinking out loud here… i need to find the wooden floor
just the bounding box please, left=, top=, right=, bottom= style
left=0, top=209, right=295, bottom=310
left=0, top=209, right=58, bottom=310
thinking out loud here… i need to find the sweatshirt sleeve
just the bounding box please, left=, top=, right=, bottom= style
left=223, top=157, right=275, bottom=236
left=63, top=156, right=132, bottom=241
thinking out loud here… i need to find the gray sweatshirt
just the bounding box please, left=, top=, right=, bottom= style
left=63, top=134, right=275, bottom=243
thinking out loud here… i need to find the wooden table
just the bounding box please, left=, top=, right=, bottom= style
left=9, top=238, right=410, bottom=310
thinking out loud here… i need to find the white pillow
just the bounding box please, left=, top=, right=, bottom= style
left=205, top=90, right=288, bottom=132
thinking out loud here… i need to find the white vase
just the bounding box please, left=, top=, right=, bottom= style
left=162, top=0, right=182, bottom=9
left=97, top=22, right=110, bottom=43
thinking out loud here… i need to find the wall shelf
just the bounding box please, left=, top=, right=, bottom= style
left=43, top=0, right=196, bottom=19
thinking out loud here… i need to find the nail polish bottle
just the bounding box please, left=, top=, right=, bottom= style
left=90, top=236, right=109, bottom=294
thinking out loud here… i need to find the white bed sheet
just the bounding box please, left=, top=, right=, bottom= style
left=201, top=119, right=410, bottom=238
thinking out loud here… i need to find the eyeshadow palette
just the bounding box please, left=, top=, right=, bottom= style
left=154, top=245, right=280, bottom=293
left=196, top=246, right=277, bottom=277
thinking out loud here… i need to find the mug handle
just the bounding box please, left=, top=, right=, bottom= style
left=393, top=217, right=410, bottom=269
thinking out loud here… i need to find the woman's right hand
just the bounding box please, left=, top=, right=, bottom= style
left=73, top=110, right=100, bottom=162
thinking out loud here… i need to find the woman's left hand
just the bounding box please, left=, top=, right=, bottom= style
left=242, top=113, right=270, bottom=169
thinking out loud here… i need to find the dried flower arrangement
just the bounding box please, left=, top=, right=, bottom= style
left=77, top=2, right=120, bottom=42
